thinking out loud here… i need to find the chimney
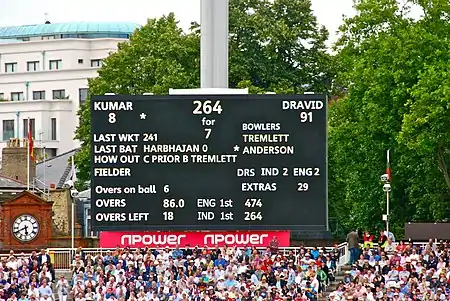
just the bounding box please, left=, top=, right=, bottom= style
left=1, top=138, right=36, bottom=185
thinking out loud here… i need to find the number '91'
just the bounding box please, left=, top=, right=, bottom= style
left=300, top=112, right=312, bottom=122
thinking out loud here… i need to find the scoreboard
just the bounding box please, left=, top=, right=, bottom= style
left=90, top=94, right=328, bottom=231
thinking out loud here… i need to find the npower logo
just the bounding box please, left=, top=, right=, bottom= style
left=121, top=234, right=187, bottom=246
left=120, top=233, right=270, bottom=246
left=204, top=233, right=269, bottom=245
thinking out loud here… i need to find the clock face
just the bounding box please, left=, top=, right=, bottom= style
left=12, top=214, right=40, bottom=242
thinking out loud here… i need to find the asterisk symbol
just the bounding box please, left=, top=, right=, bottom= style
left=140, top=113, right=146, bottom=120
left=233, top=145, right=240, bottom=152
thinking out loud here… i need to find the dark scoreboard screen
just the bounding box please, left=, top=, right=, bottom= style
left=90, top=94, right=328, bottom=231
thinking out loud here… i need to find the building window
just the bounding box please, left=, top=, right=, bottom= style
left=49, top=60, right=62, bottom=70
left=11, top=92, right=24, bottom=101
left=47, top=148, right=57, bottom=157
left=0, top=93, right=4, bottom=100
left=79, top=88, right=88, bottom=105
left=23, top=118, right=35, bottom=139
left=33, top=91, right=46, bottom=100
left=27, top=61, right=40, bottom=72
left=5, top=62, right=18, bottom=73
left=78, top=59, right=84, bottom=64
left=90, top=59, right=103, bottom=67
left=42, top=148, right=57, bottom=159
left=52, top=89, right=66, bottom=99
left=2, top=120, right=14, bottom=141
left=51, top=118, right=57, bottom=140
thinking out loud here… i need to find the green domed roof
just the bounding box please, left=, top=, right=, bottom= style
left=0, top=21, right=140, bottom=39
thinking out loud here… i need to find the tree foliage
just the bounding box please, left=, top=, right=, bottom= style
left=329, top=0, right=450, bottom=236
left=74, top=0, right=333, bottom=188
left=74, top=13, right=200, bottom=188
left=227, top=0, right=332, bottom=93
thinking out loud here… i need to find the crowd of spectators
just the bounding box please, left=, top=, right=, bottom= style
left=0, top=249, right=56, bottom=301
left=336, top=231, right=450, bottom=301
left=4, top=232, right=447, bottom=301
left=0, top=239, right=342, bottom=301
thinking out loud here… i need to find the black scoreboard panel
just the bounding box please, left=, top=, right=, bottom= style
left=90, top=94, right=327, bottom=231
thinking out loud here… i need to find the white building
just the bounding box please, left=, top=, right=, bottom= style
left=0, top=21, right=140, bottom=159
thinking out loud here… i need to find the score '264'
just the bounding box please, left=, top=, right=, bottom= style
left=193, top=100, right=223, bottom=140
left=192, top=100, right=223, bottom=115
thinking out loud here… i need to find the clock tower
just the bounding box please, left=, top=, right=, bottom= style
left=0, top=191, right=53, bottom=248
left=12, top=214, right=40, bottom=242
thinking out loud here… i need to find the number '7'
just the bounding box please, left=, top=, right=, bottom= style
left=204, top=128, right=212, bottom=139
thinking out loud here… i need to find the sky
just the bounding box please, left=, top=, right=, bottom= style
left=0, top=0, right=355, bottom=44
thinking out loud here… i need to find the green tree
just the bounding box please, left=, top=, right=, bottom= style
left=329, top=0, right=450, bottom=235
left=398, top=1, right=450, bottom=220
left=74, top=13, right=200, bottom=188
left=227, top=0, right=332, bottom=93
left=74, top=0, right=333, bottom=188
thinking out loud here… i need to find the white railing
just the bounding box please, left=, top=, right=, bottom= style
left=33, top=177, right=50, bottom=196
left=0, top=243, right=350, bottom=272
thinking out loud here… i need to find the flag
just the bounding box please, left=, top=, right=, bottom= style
left=386, top=150, right=391, bottom=181
left=27, top=119, right=34, bottom=161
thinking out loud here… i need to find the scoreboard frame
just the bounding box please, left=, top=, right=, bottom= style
left=90, top=94, right=329, bottom=232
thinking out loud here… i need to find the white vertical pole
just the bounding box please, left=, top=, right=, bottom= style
left=200, top=0, right=229, bottom=88
left=386, top=191, right=390, bottom=236
left=43, top=146, right=46, bottom=193
left=71, top=201, right=75, bottom=250
left=71, top=155, right=76, bottom=250
left=70, top=155, right=77, bottom=251
left=200, top=0, right=212, bottom=88
left=386, top=149, right=390, bottom=238
left=27, top=117, right=30, bottom=190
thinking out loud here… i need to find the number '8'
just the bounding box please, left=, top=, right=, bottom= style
left=108, top=113, right=116, bottom=123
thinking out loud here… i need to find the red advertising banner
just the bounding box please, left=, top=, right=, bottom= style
left=99, top=231, right=290, bottom=248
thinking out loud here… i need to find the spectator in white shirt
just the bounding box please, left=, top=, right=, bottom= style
left=6, top=257, right=19, bottom=271
left=27, top=283, right=40, bottom=298
left=237, top=262, right=248, bottom=275
left=56, top=275, right=70, bottom=301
